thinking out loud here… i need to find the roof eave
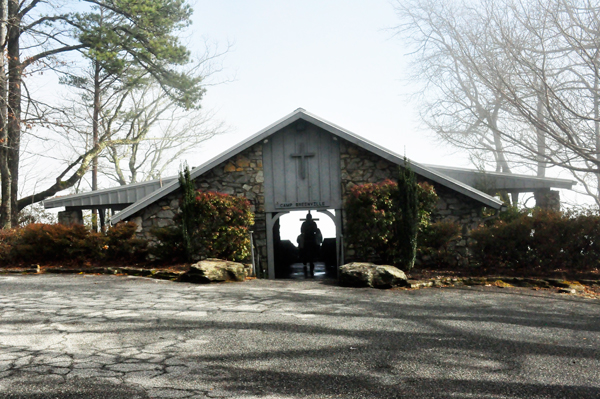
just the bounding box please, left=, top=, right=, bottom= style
left=111, top=109, right=504, bottom=223
left=110, top=109, right=309, bottom=223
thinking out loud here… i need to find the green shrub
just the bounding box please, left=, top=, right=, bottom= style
left=417, top=220, right=462, bottom=267
left=151, top=187, right=255, bottom=263
left=471, top=208, right=600, bottom=271
left=187, top=191, right=254, bottom=262
left=345, top=177, right=438, bottom=266
left=148, top=226, right=187, bottom=263
left=419, top=221, right=462, bottom=250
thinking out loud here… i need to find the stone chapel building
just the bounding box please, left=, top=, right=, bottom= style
left=44, top=109, right=575, bottom=278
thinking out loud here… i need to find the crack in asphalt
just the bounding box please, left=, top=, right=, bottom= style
left=0, top=274, right=599, bottom=398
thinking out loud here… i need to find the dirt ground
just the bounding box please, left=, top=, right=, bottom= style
left=407, top=265, right=600, bottom=299
left=408, top=264, right=600, bottom=282
left=2, top=262, right=600, bottom=300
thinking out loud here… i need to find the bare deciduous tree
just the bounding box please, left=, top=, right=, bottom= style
left=101, top=89, right=224, bottom=186
left=394, top=0, right=515, bottom=174
left=54, top=41, right=228, bottom=190
left=55, top=78, right=225, bottom=188
left=395, top=0, right=600, bottom=204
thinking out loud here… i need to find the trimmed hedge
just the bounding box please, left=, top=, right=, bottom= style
left=471, top=209, right=600, bottom=271
left=417, top=220, right=462, bottom=266
left=0, top=222, right=147, bottom=265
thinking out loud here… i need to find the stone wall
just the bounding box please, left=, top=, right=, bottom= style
left=424, top=182, right=485, bottom=266
left=339, top=139, right=485, bottom=266
left=128, top=143, right=267, bottom=272
left=127, top=136, right=492, bottom=273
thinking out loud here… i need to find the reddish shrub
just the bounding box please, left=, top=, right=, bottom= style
left=345, top=179, right=439, bottom=264
left=471, top=209, right=600, bottom=271
left=10, top=223, right=101, bottom=263
left=151, top=190, right=254, bottom=263
left=0, top=222, right=146, bottom=266
left=104, top=222, right=147, bottom=263
left=187, top=191, right=254, bottom=261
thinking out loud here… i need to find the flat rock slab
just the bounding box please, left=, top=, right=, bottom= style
left=0, top=275, right=599, bottom=398
left=339, top=262, right=407, bottom=288
left=182, top=259, right=247, bottom=283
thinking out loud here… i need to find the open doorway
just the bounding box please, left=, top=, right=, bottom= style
left=273, top=210, right=338, bottom=279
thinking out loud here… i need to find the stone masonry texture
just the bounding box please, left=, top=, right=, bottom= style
left=129, top=135, right=486, bottom=272
left=339, top=140, right=484, bottom=265
left=129, top=144, right=267, bottom=272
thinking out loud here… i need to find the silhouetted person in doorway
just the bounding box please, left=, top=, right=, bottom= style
left=299, top=213, right=319, bottom=276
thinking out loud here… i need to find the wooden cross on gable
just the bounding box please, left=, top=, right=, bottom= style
left=291, top=143, right=315, bottom=180
left=300, top=211, right=319, bottom=222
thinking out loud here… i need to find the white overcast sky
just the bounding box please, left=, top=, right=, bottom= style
left=186, top=0, right=462, bottom=168
left=185, top=0, right=473, bottom=240
left=28, top=0, right=586, bottom=225
left=186, top=0, right=588, bottom=225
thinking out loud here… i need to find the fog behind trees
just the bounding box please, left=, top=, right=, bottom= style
left=395, top=0, right=600, bottom=205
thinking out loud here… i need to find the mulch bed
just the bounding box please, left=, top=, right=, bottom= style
left=407, top=265, right=600, bottom=299
left=408, top=265, right=600, bottom=282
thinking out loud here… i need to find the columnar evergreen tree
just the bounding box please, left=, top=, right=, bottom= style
left=178, top=165, right=197, bottom=262
left=394, top=161, right=419, bottom=271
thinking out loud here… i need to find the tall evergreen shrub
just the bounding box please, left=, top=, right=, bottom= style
left=394, top=161, right=419, bottom=271
left=179, top=165, right=198, bottom=262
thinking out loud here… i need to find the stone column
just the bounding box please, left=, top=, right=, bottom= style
left=534, top=189, right=560, bottom=211
left=58, top=209, right=84, bottom=225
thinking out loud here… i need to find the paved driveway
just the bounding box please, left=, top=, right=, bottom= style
left=0, top=274, right=599, bottom=399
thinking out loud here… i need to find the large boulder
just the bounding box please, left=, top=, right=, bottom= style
left=183, top=259, right=247, bottom=284
left=339, top=262, right=407, bottom=289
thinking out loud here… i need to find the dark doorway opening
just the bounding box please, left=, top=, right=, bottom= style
left=272, top=211, right=337, bottom=279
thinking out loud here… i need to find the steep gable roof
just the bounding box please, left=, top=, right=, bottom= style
left=110, top=108, right=503, bottom=223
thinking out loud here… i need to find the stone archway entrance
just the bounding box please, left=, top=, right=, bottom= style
left=262, top=120, right=343, bottom=279
left=265, top=209, right=342, bottom=279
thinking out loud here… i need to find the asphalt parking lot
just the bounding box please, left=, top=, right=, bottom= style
left=0, top=274, right=599, bottom=398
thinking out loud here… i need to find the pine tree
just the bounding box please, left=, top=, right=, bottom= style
left=0, top=0, right=204, bottom=227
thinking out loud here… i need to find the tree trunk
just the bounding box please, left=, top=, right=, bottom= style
left=489, top=108, right=517, bottom=205
left=7, top=0, right=20, bottom=226
left=594, top=52, right=600, bottom=200
left=92, top=60, right=101, bottom=231
left=0, top=0, right=9, bottom=228
left=536, top=90, right=546, bottom=178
